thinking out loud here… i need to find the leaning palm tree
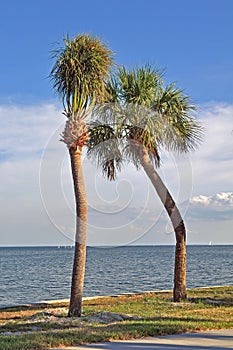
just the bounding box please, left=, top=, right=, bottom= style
left=88, top=66, right=203, bottom=301
left=50, top=34, right=113, bottom=316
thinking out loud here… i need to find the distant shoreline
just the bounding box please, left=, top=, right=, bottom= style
left=0, top=244, right=233, bottom=248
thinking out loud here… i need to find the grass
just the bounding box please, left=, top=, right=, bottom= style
left=0, top=286, right=232, bottom=349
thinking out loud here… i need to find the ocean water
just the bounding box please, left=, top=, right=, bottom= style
left=0, top=245, right=232, bottom=308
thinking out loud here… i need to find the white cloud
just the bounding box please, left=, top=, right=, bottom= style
left=190, top=192, right=233, bottom=208
left=0, top=103, right=69, bottom=246
left=190, top=195, right=211, bottom=206
left=0, top=103, right=63, bottom=158
left=185, top=192, right=233, bottom=222
left=190, top=103, right=233, bottom=195
left=0, top=102, right=232, bottom=246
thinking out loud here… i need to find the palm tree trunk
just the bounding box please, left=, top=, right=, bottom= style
left=139, top=147, right=187, bottom=302
left=68, top=146, right=87, bottom=317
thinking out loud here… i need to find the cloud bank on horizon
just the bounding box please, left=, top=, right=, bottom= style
left=187, top=192, right=233, bottom=221
left=190, top=192, right=233, bottom=208
left=0, top=102, right=232, bottom=246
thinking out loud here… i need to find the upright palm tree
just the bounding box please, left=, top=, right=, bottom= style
left=89, top=66, right=203, bottom=301
left=50, top=34, right=113, bottom=316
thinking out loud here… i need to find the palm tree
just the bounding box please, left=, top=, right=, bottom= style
left=50, top=34, right=113, bottom=316
left=88, top=66, right=203, bottom=301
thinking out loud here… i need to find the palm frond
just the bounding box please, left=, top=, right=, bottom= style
left=153, top=84, right=204, bottom=152
left=87, top=121, right=123, bottom=180
left=118, top=65, right=163, bottom=106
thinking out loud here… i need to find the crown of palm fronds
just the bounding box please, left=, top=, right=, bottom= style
left=87, top=65, right=203, bottom=179
left=50, top=34, right=113, bottom=118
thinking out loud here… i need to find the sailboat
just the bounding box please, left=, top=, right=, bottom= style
left=208, top=241, right=212, bottom=246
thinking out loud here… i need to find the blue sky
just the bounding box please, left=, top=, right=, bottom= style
left=0, top=0, right=233, bottom=246
left=1, top=0, right=233, bottom=104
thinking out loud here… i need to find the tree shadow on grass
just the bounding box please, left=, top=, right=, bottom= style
left=0, top=314, right=227, bottom=333
left=0, top=320, right=232, bottom=350
left=77, top=329, right=233, bottom=350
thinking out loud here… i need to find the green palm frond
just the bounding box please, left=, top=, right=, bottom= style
left=88, top=121, right=116, bottom=146
left=87, top=121, right=123, bottom=180
left=105, top=76, right=120, bottom=103
left=153, top=84, right=204, bottom=152
left=118, top=65, right=163, bottom=106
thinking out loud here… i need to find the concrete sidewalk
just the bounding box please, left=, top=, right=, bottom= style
left=52, top=329, right=233, bottom=349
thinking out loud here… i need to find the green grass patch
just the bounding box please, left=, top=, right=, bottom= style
left=0, top=286, right=232, bottom=349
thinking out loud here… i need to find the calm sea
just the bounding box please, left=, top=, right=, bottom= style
left=0, top=245, right=232, bottom=308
